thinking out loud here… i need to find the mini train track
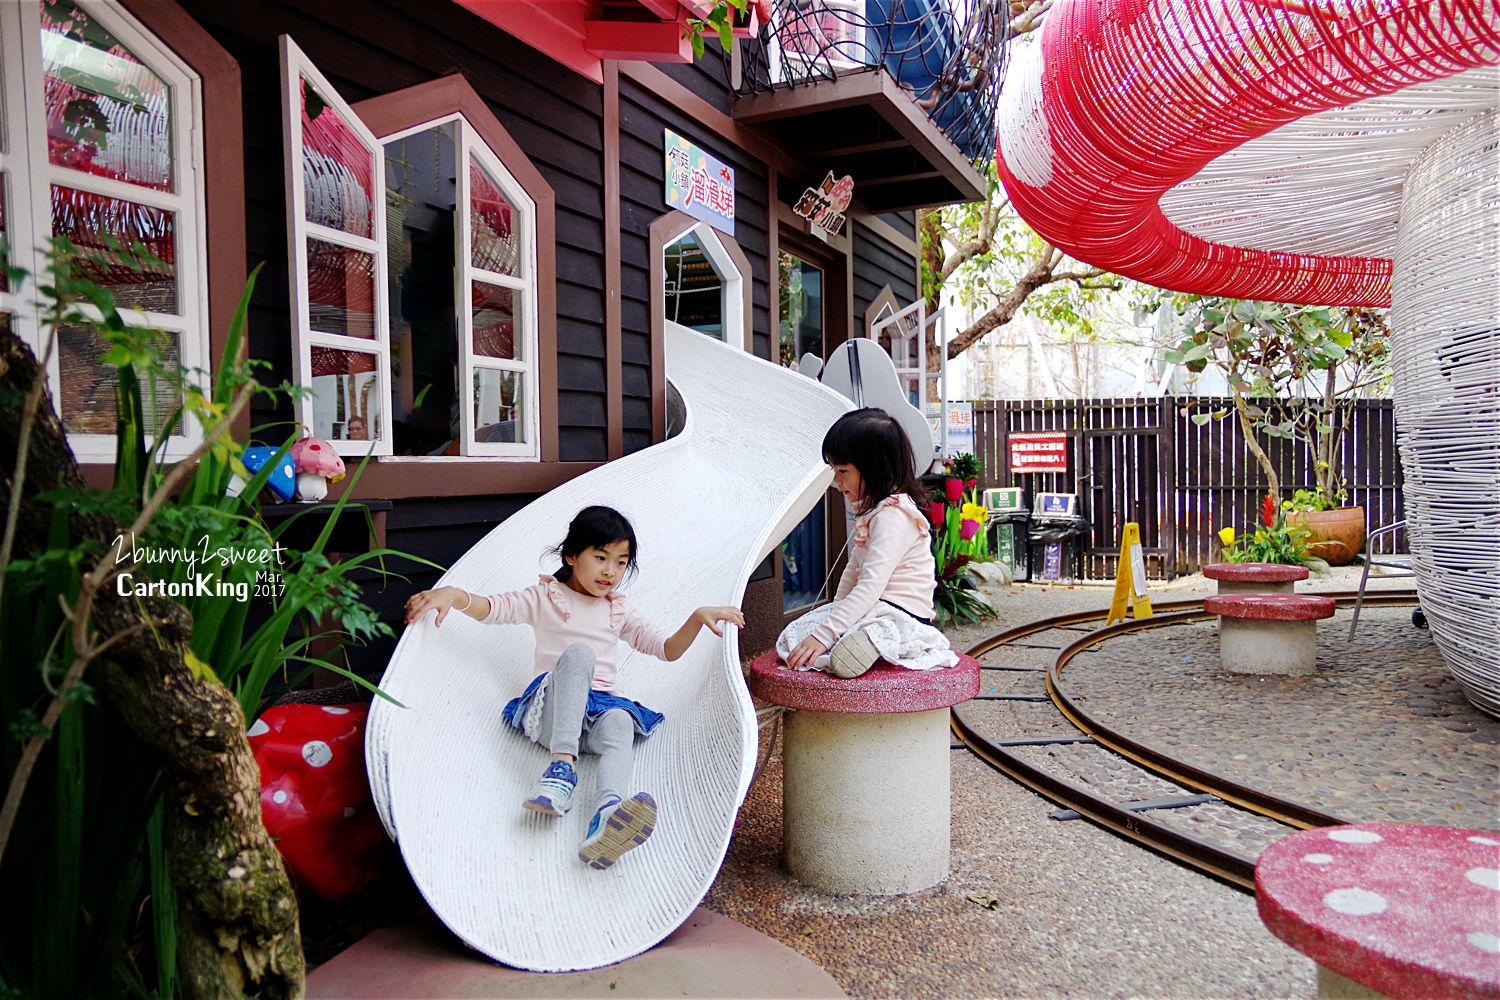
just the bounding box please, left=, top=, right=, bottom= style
left=950, top=590, right=1420, bottom=890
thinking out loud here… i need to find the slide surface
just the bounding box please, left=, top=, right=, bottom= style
left=365, top=325, right=851, bottom=971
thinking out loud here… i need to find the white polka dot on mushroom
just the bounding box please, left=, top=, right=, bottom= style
left=247, top=719, right=270, bottom=737
left=1324, top=888, right=1387, bottom=916
left=1303, top=853, right=1335, bottom=864
left=1327, top=829, right=1383, bottom=845
left=322, top=706, right=351, bottom=715
left=343, top=806, right=356, bottom=818
left=1468, top=836, right=1500, bottom=847
left=272, top=790, right=288, bottom=804
left=1464, top=868, right=1500, bottom=891
left=302, top=740, right=333, bottom=767
left=1469, top=932, right=1500, bottom=954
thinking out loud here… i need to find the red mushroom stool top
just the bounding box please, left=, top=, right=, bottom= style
left=1203, top=563, right=1311, bottom=584
left=1204, top=593, right=1336, bottom=621
left=747, top=650, right=980, bottom=714
left=1256, top=823, right=1500, bottom=1000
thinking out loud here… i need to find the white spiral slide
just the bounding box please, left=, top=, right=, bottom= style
left=364, top=324, right=851, bottom=972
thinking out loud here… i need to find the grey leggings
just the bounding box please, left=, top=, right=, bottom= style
left=534, top=643, right=635, bottom=805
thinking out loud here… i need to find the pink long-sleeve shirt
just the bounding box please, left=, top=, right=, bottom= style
left=479, top=576, right=668, bottom=693
left=809, top=492, right=936, bottom=650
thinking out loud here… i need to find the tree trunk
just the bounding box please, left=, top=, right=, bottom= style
left=0, top=327, right=305, bottom=998
left=1232, top=383, right=1280, bottom=497
left=944, top=249, right=1063, bottom=359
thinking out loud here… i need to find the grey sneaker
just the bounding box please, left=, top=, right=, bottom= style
left=523, top=759, right=577, bottom=816
left=828, top=626, right=881, bottom=678
left=578, top=792, right=657, bottom=869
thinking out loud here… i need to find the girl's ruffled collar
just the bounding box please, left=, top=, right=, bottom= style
left=851, top=493, right=930, bottom=547
left=539, top=575, right=627, bottom=627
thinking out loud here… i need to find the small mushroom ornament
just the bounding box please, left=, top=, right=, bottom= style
left=289, top=436, right=346, bottom=502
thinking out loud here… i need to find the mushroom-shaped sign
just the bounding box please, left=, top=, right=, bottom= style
left=993, top=1, right=1498, bottom=305
left=234, top=446, right=296, bottom=504
left=288, top=436, right=346, bottom=502
left=1256, top=823, right=1500, bottom=1000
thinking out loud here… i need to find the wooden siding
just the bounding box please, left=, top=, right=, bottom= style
left=618, top=77, right=773, bottom=376
left=852, top=216, right=918, bottom=329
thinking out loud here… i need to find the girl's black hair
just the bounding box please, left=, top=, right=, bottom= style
left=822, top=407, right=927, bottom=513
left=552, top=505, right=638, bottom=583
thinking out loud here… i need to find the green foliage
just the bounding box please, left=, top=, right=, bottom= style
left=682, top=0, right=749, bottom=58
left=1215, top=495, right=1328, bottom=572
left=928, top=477, right=996, bottom=627
left=1285, top=487, right=1343, bottom=512
left=1, top=241, right=431, bottom=997
left=943, top=453, right=982, bottom=481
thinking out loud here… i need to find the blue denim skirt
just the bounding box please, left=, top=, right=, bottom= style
left=502, top=671, right=665, bottom=737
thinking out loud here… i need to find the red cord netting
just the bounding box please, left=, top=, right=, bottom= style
left=996, top=0, right=1500, bottom=306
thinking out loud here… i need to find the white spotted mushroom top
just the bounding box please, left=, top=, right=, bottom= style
left=1255, top=823, right=1500, bottom=1000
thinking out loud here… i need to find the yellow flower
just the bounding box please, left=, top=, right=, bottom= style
left=1217, top=527, right=1235, bottom=546
left=1254, top=529, right=1267, bottom=543
left=960, top=502, right=988, bottom=525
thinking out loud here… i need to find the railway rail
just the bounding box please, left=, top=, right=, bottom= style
left=950, top=590, right=1421, bottom=890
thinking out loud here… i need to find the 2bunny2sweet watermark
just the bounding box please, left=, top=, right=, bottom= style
left=111, top=532, right=288, bottom=601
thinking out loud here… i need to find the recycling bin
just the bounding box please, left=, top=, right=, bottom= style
left=1027, top=494, right=1088, bottom=585
left=987, top=509, right=1030, bottom=580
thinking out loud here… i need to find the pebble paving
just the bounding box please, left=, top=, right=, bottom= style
left=701, top=570, right=1497, bottom=999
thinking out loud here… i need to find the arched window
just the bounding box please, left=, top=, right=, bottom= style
left=657, top=218, right=748, bottom=352
left=0, top=0, right=209, bottom=460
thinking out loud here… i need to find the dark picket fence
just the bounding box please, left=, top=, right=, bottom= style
left=969, top=398, right=1403, bottom=581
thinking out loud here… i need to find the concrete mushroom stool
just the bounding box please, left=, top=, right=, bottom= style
left=747, top=651, right=981, bottom=894
left=1256, top=823, right=1500, bottom=1000
left=1203, top=562, right=1309, bottom=595
left=1204, top=593, right=1336, bottom=676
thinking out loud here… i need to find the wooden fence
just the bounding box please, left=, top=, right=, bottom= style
left=969, top=398, right=1403, bottom=581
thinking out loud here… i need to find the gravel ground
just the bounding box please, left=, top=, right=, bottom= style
left=701, top=566, right=1483, bottom=1000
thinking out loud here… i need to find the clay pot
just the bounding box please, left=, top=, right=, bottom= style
left=1287, top=506, right=1366, bottom=566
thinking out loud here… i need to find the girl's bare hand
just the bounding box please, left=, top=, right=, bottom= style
left=787, top=636, right=827, bottom=669
left=695, top=605, right=745, bottom=636
left=404, top=586, right=465, bottom=626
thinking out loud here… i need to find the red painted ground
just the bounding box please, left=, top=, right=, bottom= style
left=1205, top=593, right=1336, bottom=621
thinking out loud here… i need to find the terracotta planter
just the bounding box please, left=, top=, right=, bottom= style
left=1287, top=506, right=1366, bottom=566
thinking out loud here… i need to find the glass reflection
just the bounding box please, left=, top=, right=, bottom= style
left=58, top=322, right=179, bottom=434
left=471, top=281, right=519, bottom=361
left=474, top=368, right=524, bottom=444
left=310, top=345, right=379, bottom=442
left=470, top=162, right=519, bottom=276
left=307, top=238, right=375, bottom=338
left=41, top=0, right=173, bottom=192
left=52, top=184, right=177, bottom=313
left=301, top=75, right=373, bottom=237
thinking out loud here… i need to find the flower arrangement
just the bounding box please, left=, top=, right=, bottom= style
left=1217, top=494, right=1328, bottom=571
left=928, top=455, right=996, bottom=625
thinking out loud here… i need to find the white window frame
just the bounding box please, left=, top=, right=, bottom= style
left=280, top=35, right=391, bottom=458
left=0, top=0, right=209, bottom=462
left=662, top=220, right=745, bottom=351
left=373, top=115, right=541, bottom=461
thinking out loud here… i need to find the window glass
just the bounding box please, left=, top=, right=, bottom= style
left=778, top=250, right=822, bottom=368
left=474, top=368, right=522, bottom=444
left=52, top=184, right=176, bottom=313
left=58, top=322, right=179, bottom=434
left=300, top=74, right=373, bottom=238
left=307, top=237, right=376, bottom=338
left=470, top=161, right=518, bottom=277
left=665, top=230, right=726, bottom=340
left=471, top=280, right=519, bottom=360
left=40, top=0, right=173, bottom=192
left=310, top=345, right=379, bottom=442
left=0, top=174, right=9, bottom=293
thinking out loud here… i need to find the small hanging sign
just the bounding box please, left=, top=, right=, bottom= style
left=664, top=129, right=735, bottom=237
left=794, top=171, right=854, bottom=238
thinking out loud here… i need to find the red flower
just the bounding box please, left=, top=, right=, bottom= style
left=926, top=502, right=946, bottom=527
left=1260, top=494, right=1277, bottom=527
left=966, top=478, right=977, bottom=490
left=944, top=478, right=963, bottom=502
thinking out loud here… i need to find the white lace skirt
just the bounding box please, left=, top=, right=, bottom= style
left=776, top=599, right=959, bottom=672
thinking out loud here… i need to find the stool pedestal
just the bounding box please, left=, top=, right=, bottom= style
left=783, top=706, right=950, bottom=894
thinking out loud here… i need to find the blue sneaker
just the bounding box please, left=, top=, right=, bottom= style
left=578, top=792, right=657, bottom=869
left=523, top=759, right=577, bottom=816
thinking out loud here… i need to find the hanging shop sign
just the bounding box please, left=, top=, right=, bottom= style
left=664, top=129, right=735, bottom=237
left=794, top=171, right=854, bottom=238
left=1008, top=431, right=1068, bottom=473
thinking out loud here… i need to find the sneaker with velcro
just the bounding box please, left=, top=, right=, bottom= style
left=523, top=759, right=577, bottom=816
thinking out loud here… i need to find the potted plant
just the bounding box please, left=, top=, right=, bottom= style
left=1217, top=495, right=1329, bottom=572
left=1163, top=298, right=1389, bottom=564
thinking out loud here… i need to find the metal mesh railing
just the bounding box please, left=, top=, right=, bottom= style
left=734, top=0, right=1010, bottom=165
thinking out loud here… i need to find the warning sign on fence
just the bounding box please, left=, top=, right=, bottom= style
left=1008, top=431, right=1068, bottom=473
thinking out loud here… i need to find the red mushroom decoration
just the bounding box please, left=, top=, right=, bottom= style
left=248, top=703, right=392, bottom=901
left=288, top=436, right=346, bottom=502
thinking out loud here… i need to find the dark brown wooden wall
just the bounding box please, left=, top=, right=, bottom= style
left=852, top=219, right=918, bottom=331
left=618, top=78, right=773, bottom=378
